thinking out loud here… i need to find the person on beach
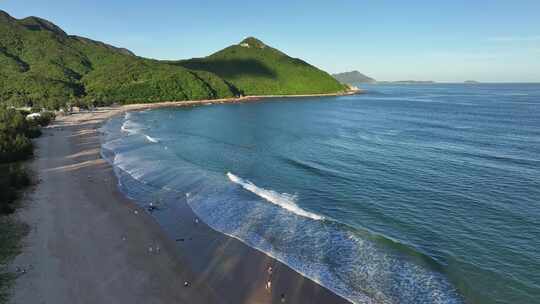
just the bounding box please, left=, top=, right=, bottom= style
left=265, top=265, right=273, bottom=291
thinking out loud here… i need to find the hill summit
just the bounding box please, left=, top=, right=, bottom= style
left=177, top=37, right=346, bottom=96
left=239, top=37, right=267, bottom=49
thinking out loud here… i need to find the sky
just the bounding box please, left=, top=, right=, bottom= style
left=2, top=0, right=540, bottom=82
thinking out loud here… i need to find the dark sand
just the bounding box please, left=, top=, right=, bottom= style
left=9, top=107, right=352, bottom=303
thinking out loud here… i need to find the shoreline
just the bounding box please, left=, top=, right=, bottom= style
left=9, top=93, right=354, bottom=303
left=56, top=89, right=363, bottom=125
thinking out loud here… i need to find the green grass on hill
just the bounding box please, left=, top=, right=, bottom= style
left=177, top=37, right=347, bottom=96
left=0, top=11, right=236, bottom=109
left=1, top=11, right=346, bottom=109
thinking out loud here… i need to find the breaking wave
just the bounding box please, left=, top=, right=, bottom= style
left=145, top=135, right=159, bottom=143
left=120, top=119, right=145, bottom=135
left=120, top=117, right=159, bottom=144
left=227, top=172, right=324, bottom=220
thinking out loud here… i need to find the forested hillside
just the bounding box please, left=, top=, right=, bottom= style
left=177, top=37, right=346, bottom=96
left=0, top=10, right=236, bottom=108
left=1, top=11, right=346, bottom=109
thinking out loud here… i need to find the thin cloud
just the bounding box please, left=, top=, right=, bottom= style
left=488, top=36, right=540, bottom=42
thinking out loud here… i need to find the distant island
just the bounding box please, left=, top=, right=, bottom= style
left=377, top=80, right=436, bottom=84
left=332, top=71, right=437, bottom=85
left=464, top=80, right=480, bottom=84
left=332, top=71, right=376, bottom=84
left=0, top=10, right=348, bottom=110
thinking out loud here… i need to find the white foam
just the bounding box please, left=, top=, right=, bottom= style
left=121, top=117, right=147, bottom=137
left=226, top=172, right=324, bottom=220
left=145, top=135, right=159, bottom=143
left=121, top=120, right=141, bottom=135
left=120, top=120, right=131, bottom=134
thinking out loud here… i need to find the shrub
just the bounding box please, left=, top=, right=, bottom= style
left=0, top=107, right=34, bottom=162
left=0, top=163, right=30, bottom=215
left=32, top=111, right=55, bottom=127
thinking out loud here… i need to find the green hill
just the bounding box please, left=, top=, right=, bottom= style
left=176, top=37, right=347, bottom=96
left=0, top=11, right=346, bottom=109
left=0, top=10, right=236, bottom=108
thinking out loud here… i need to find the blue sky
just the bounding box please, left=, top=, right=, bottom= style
left=2, top=0, right=540, bottom=82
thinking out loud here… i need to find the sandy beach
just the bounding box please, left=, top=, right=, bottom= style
left=8, top=97, right=353, bottom=303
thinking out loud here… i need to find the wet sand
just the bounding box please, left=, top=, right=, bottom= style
left=9, top=102, right=352, bottom=303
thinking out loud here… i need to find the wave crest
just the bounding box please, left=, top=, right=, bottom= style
left=227, top=172, right=324, bottom=220
left=145, top=135, right=159, bottom=143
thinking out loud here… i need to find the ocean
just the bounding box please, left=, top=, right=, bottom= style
left=100, top=83, right=540, bottom=304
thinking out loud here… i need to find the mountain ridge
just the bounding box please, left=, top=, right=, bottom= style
left=0, top=10, right=347, bottom=109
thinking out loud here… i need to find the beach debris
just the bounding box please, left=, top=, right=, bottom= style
left=184, top=281, right=191, bottom=287
left=194, top=217, right=199, bottom=225
left=147, top=243, right=161, bottom=254
left=281, top=293, right=286, bottom=303
left=265, top=280, right=272, bottom=291
left=121, top=235, right=127, bottom=241
left=14, top=265, right=32, bottom=275
left=267, top=265, right=273, bottom=276
left=175, top=238, right=185, bottom=242
left=134, top=210, right=139, bottom=215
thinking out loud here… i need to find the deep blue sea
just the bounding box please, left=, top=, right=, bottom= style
left=101, top=83, right=540, bottom=304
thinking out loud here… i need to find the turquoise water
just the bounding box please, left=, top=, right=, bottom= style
left=101, top=83, right=540, bottom=304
